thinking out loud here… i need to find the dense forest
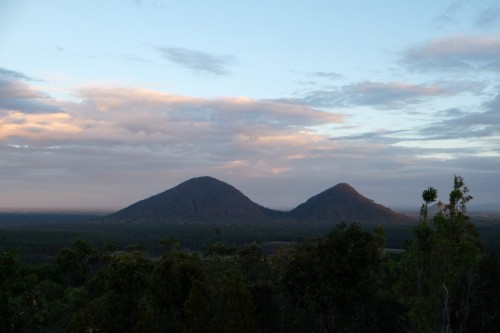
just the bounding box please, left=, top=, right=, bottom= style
left=1, top=176, right=500, bottom=332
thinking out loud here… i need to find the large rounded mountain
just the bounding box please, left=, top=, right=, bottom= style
left=106, top=176, right=280, bottom=224
left=290, top=183, right=410, bottom=224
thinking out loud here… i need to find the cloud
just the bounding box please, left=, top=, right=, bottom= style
left=401, top=35, right=500, bottom=72
left=329, top=129, right=408, bottom=145
left=292, top=70, right=344, bottom=89
left=415, top=91, right=500, bottom=141
left=308, top=71, right=344, bottom=80
left=0, top=112, right=78, bottom=142
left=75, top=86, right=342, bottom=128
left=1, top=84, right=498, bottom=210
left=0, top=67, right=33, bottom=81
left=0, top=84, right=353, bottom=208
left=291, top=80, right=480, bottom=109
left=1, top=85, right=343, bottom=155
left=431, top=0, right=465, bottom=29
left=432, top=14, right=457, bottom=30
left=432, top=1, right=500, bottom=30
left=475, top=6, right=500, bottom=28
left=0, top=70, right=62, bottom=114
left=338, top=90, right=500, bottom=156
left=158, top=47, right=235, bottom=75
left=0, top=125, right=430, bottom=209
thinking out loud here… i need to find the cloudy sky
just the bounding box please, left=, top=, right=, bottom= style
left=1, top=0, right=499, bottom=211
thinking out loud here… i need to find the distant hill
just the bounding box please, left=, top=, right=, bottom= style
left=290, top=183, right=410, bottom=224
left=104, top=177, right=410, bottom=225
left=106, top=176, right=282, bottom=224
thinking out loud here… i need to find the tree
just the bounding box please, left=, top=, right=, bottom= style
left=147, top=251, right=204, bottom=332
left=398, top=175, right=494, bottom=332
left=56, top=239, right=100, bottom=287
left=282, top=222, right=395, bottom=333
left=445, top=175, right=473, bottom=219
left=183, top=280, right=211, bottom=333
left=420, top=186, right=437, bottom=222
left=201, top=265, right=257, bottom=333
left=0, top=250, right=20, bottom=331
left=238, top=242, right=280, bottom=332
left=68, top=251, right=153, bottom=333
left=197, top=243, right=259, bottom=333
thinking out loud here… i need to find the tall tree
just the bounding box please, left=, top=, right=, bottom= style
left=397, top=175, right=495, bottom=332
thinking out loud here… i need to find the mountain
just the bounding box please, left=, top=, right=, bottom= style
left=105, top=177, right=410, bottom=225
left=290, top=183, right=410, bottom=224
left=106, top=176, right=282, bottom=224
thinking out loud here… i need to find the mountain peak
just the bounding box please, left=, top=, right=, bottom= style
left=172, top=176, right=235, bottom=193
left=291, top=182, right=409, bottom=224
left=331, top=182, right=358, bottom=193
left=181, top=176, right=222, bottom=185
left=105, top=178, right=409, bottom=225
left=106, top=176, right=274, bottom=224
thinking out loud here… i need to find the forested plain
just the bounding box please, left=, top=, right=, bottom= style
left=1, top=177, right=500, bottom=332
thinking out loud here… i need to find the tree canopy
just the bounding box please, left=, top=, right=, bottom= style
left=0, top=175, right=498, bottom=332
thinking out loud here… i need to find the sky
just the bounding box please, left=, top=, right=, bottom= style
left=1, top=0, right=499, bottom=211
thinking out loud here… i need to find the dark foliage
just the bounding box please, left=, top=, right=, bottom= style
left=0, top=176, right=499, bottom=332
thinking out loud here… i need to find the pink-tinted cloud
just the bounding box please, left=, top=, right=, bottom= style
left=1, top=81, right=498, bottom=210
left=1, top=84, right=344, bottom=162
left=0, top=84, right=357, bottom=208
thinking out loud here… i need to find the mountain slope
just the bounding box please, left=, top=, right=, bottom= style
left=290, top=183, right=409, bottom=224
left=105, top=178, right=409, bottom=225
left=106, top=176, right=280, bottom=224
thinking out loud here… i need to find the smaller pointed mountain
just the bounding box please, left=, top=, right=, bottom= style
left=105, top=176, right=279, bottom=224
left=290, top=183, right=409, bottom=224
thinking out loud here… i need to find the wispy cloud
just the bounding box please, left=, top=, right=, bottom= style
left=292, top=70, right=344, bottom=88
left=308, top=71, right=344, bottom=80
left=431, top=1, right=500, bottom=30
left=431, top=0, right=465, bottom=30
left=158, top=47, right=235, bottom=75
left=290, top=80, right=480, bottom=109
left=415, top=91, right=500, bottom=141
left=401, top=35, right=500, bottom=72
left=0, top=67, right=33, bottom=81
left=332, top=89, right=500, bottom=151
left=475, top=6, right=500, bottom=28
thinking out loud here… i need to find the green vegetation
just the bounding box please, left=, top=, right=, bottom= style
left=1, top=176, right=500, bottom=332
left=396, top=176, right=499, bottom=332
